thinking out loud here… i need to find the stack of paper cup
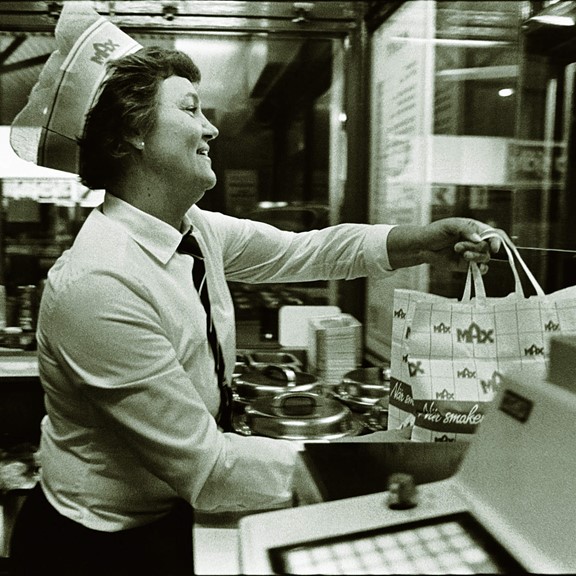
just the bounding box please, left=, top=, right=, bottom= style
left=308, top=314, right=362, bottom=387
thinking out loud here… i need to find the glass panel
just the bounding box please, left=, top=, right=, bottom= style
left=431, top=0, right=576, bottom=298
left=430, top=0, right=523, bottom=299
left=517, top=0, right=576, bottom=293
left=365, top=0, right=526, bottom=361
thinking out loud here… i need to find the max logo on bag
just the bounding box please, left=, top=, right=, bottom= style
left=394, top=308, right=406, bottom=319
left=457, top=368, right=476, bottom=378
left=544, top=320, right=560, bottom=332
left=457, top=322, right=493, bottom=344
left=524, top=344, right=544, bottom=357
left=434, top=322, right=451, bottom=334
left=409, top=361, right=424, bottom=377
left=480, top=371, right=503, bottom=395
left=402, top=355, right=424, bottom=377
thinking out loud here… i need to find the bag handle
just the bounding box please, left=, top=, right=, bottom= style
left=462, top=229, right=545, bottom=303
left=462, top=261, right=486, bottom=302
left=463, top=233, right=523, bottom=301
left=482, top=229, right=545, bottom=296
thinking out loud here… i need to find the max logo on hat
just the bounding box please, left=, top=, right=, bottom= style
left=91, top=38, right=122, bottom=65
left=10, top=3, right=142, bottom=175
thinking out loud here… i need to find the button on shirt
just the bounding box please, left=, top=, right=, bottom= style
left=37, top=193, right=395, bottom=531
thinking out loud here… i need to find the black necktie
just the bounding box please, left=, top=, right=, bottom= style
left=178, top=232, right=233, bottom=432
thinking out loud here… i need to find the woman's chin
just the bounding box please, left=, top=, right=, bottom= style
left=202, top=173, right=217, bottom=192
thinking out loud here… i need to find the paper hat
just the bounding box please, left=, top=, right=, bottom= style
left=10, top=2, right=142, bottom=174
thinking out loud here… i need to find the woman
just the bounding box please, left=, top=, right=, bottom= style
left=9, top=37, right=500, bottom=576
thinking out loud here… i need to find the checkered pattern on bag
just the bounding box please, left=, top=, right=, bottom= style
left=388, top=277, right=576, bottom=441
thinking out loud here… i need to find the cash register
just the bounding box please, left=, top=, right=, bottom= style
left=238, top=336, right=576, bottom=574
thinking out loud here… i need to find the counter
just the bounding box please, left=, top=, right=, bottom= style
left=0, top=347, right=417, bottom=574
left=193, top=433, right=468, bottom=574
left=192, top=442, right=312, bottom=575
left=193, top=511, right=246, bottom=575
left=0, top=351, right=38, bottom=378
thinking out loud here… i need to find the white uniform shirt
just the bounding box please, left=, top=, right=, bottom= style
left=37, top=193, right=395, bottom=531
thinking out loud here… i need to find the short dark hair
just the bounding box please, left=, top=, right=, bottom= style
left=78, top=47, right=201, bottom=190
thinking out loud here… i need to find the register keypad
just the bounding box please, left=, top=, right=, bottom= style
left=269, top=513, right=525, bottom=574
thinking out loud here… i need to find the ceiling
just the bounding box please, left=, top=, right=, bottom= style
left=0, top=1, right=359, bottom=133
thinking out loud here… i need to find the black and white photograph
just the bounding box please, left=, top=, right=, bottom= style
left=0, top=1, right=575, bottom=574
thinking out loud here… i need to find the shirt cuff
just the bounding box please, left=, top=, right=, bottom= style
left=364, top=224, right=397, bottom=273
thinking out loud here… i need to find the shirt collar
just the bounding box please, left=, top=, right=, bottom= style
left=101, top=193, right=190, bottom=264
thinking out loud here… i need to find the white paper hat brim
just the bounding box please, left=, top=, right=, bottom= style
left=10, top=2, right=142, bottom=175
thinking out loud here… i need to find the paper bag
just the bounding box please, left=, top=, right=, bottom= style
left=388, top=231, right=576, bottom=441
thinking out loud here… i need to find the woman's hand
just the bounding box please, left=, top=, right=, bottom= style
left=387, top=218, right=502, bottom=272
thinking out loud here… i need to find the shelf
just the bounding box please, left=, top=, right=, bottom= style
left=0, top=352, right=38, bottom=378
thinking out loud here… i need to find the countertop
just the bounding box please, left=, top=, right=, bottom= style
left=193, top=432, right=468, bottom=574
left=0, top=351, right=38, bottom=378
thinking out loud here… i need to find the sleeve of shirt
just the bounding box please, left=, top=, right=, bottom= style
left=43, top=270, right=299, bottom=513
left=194, top=210, right=397, bottom=282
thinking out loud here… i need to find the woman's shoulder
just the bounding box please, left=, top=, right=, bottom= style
left=187, top=205, right=250, bottom=241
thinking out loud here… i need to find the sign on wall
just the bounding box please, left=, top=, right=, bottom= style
left=365, top=0, right=435, bottom=361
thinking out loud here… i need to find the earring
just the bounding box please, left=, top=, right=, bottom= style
left=137, top=141, right=145, bottom=150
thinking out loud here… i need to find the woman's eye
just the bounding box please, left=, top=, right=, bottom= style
left=185, top=106, right=198, bottom=114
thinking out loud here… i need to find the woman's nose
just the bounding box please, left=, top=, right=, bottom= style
left=203, top=117, right=219, bottom=140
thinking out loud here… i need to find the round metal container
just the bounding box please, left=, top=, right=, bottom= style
left=332, top=365, right=391, bottom=413
left=233, top=364, right=320, bottom=405
left=236, top=391, right=362, bottom=440
left=233, top=356, right=252, bottom=381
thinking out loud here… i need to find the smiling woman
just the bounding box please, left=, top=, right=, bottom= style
left=124, top=75, right=219, bottom=216
left=80, top=52, right=219, bottom=226
left=78, top=48, right=204, bottom=191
